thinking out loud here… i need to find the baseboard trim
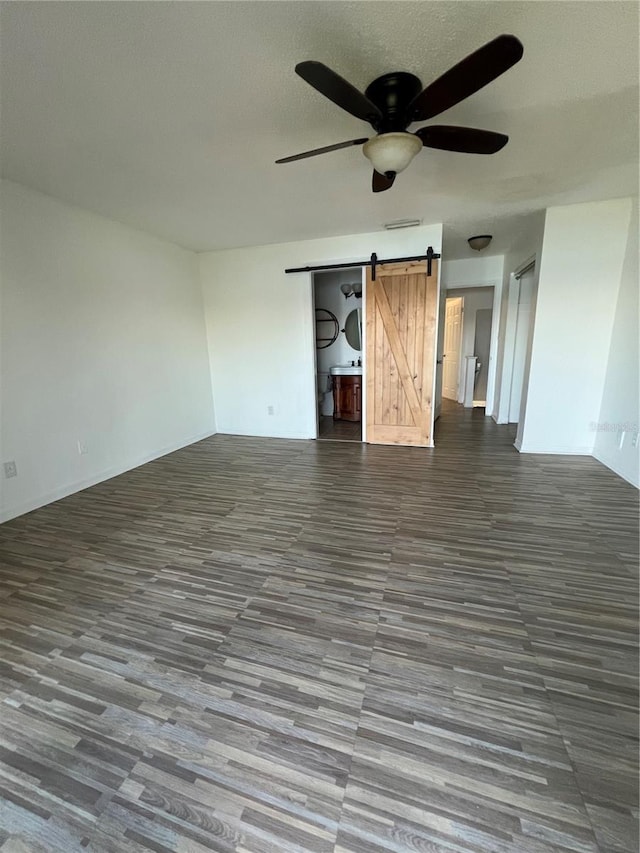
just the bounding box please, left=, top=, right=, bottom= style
left=217, top=429, right=314, bottom=440
left=1, top=429, right=217, bottom=524
left=516, top=443, right=593, bottom=456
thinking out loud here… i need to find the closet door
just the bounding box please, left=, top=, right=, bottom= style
left=509, top=268, right=534, bottom=423
left=365, top=260, right=438, bottom=446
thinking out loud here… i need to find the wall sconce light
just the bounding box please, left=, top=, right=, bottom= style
left=340, top=282, right=362, bottom=299
left=468, top=234, right=493, bottom=252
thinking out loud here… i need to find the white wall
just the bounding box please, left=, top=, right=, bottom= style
left=441, top=254, right=504, bottom=289
left=519, top=197, right=633, bottom=455
left=200, top=225, right=442, bottom=440
left=474, top=308, right=493, bottom=401
left=0, top=180, right=215, bottom=522
left=593, top=201, right=639, bottom=486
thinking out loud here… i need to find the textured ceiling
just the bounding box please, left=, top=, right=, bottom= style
left=1, top=1, right=638, bottom=256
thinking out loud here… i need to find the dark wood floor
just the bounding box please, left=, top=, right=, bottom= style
left=0, top=401, right=638, bottom=853
left=318, top=416, right=362, bottom=442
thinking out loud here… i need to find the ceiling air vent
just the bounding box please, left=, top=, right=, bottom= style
left=384, top=219, right=422, bottom=230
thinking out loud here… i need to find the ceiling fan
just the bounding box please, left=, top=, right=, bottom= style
left=276, top=34, right=523, bottom=192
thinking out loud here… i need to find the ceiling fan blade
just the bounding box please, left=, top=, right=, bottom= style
left=409, top=34, right=523, bottom=121
left=416, top=125, right=508, bottom=154
left=372, top=170, right=395, bottom=193
left=296, top=61, right=382, bottom=124
left=276, top=138, right=369, bottom=164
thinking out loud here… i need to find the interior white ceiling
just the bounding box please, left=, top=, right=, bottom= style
left=1, top=1, right=638, bottom=257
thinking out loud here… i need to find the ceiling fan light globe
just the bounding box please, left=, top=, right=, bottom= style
left=363, top=132, right=422, bottom=176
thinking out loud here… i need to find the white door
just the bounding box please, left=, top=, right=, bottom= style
left=443, top=297, right=463, bottom=400
left=509, top=269, right=534, bottom=422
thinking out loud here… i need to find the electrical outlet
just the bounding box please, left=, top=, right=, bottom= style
left=77, top=439, right=89, bottom=455
left=267, top=406, right=274, bottom=416
left=3, top=461, right=17, bottom=479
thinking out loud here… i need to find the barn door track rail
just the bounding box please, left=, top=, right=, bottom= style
left=285, top=246, right=440, bottom=279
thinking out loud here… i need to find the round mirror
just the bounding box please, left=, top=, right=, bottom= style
left=344, top=308, right=362, bottom=351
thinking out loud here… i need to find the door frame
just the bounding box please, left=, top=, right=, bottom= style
left=308, top=264, right=368, bottom=441
left=360, top=265, right=368, bottom=442
left=507, top=262, right=536, bottom=423
left=443, top=279, right=501, bottom=415
left=494, top=255, right=537, bottom=425
left=494, top=272, right=520, bottom=424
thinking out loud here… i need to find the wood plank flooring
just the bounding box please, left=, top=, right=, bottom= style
left=0, top=401, right=637, bottom=853
left=318, top=417, right=361, bottom=442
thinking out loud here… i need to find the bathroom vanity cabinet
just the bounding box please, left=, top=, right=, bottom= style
left=333, top=375, right=361, bottom=422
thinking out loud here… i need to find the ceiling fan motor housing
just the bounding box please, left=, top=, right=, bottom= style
left=364, top=72, right=423, bottom=132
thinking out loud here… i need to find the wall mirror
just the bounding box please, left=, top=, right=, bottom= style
left=344, top=308, right=362, bottom=351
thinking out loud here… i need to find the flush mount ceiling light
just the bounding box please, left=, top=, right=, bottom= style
left=340, top=283, right=362, bottom=299
left=468, top=234, right=493, bottom=251
left=362, top=132, right=423, bottom=179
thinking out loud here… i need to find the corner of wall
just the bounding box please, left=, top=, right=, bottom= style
left=1, top=181, right=218, bottom=521
left=591, top=198, right=639, bottom=488
left=196, top=251, right=218, bottom=436
left=518, top=199, right=631, bottom=458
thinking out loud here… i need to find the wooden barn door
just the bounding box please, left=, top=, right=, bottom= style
left=365, top=260, right=438, bottom=446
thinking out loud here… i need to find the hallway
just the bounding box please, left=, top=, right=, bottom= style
left=0, top=405, right=637, bottom=852
left=435, top=396, right=518, bottom=451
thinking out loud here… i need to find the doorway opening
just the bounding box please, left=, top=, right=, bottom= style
left=312, top=268, right=363, bottom=442
left=439, top=286, right=495, bottom=413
